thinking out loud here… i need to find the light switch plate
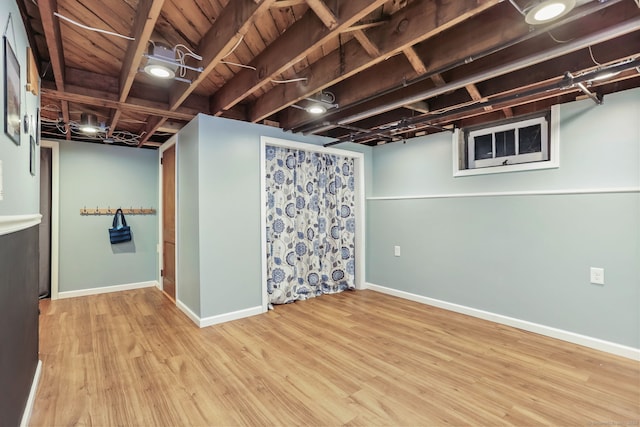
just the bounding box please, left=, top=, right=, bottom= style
left=590, top=267, right=604, bottom=285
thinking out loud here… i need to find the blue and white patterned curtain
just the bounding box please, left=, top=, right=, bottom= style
left=265, top=145, right=356, bottom=305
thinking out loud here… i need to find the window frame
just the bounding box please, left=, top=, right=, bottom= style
left=453, top=105, right=560, bottom=177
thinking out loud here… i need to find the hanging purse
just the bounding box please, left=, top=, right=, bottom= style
left=109, top=208, right=132, bottom=244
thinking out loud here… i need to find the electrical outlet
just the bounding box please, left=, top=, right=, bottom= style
left=394, top=246, right=401, bottom=257
left=590, top=267, right=605, bottom=285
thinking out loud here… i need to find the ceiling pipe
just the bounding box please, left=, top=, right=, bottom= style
left=295, top=0, right=625, bottom=134
left=568, top=71, right=603, bottom=105
left=314, top=16, right=640, bottom=138
left=291, top=1, right=633, bottom=134
left=328, top=56, right=640, bottom=145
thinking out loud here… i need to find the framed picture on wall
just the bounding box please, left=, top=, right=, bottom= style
left=4, top=36, right=20, bottom=146
left=29, top=135, right=36, bottom=176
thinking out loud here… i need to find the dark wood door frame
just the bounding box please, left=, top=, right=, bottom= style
left=160, top=141, right=176, bottom=301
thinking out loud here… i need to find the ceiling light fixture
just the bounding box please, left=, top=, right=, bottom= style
left=291, top=91, right=338, bottom=115
left=525, top=0, right=575, bottom=25
left=142, top=43, right=204, bottom=83
left=80, top=113, right=100, bottom=134
left=306, top=104, right=328, bottom=114
left=143, top=45, right=178, bottom=79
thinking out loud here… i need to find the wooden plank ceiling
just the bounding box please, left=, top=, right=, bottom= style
left=17, top=0, right=640, bottom=148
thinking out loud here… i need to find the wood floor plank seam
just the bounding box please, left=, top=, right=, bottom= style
left=30, top=288, right=640, bottom=426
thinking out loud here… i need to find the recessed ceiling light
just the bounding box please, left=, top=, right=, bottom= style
left=80, top=113, right=100, bottom=134
left=525, top=0, right=575, bottom=25
left=306, top=104, right=327, bottom=114
left=144, top=45, right=178, bottom=79
left=145, top=63, right=175, bottom=79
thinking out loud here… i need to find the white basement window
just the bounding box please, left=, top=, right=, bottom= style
left=453, top=105, right=560, bottom=176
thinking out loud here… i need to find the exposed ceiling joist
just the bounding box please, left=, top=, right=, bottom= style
left=18, top=0, right=640, bottom=148
left=109, top=0, right=165, bottom=137
left=38, top=0, right=71, bottom=139
left=168, top=0, right=277, bottom=111
left=41, top=86, right=198, bottom=121
left=402, top=46, right=427, bottom=75
left=286, top=0, right=637, bottom=133
left=251, top=0, right=500, bottom=125
left=210, top=0, right=388, bottom=115
left=305, top=0, right=338, bottom=30
left=352, top=30, right=381, bottom=58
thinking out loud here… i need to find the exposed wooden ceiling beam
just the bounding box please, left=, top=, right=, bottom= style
left=38, top=0, right=64, bottom=89
left=168, top=0, right=276, bottom=111
left=210, top=0, right=388, bottom=115
left=118, top=0, right=165, bottom=102
left=325, top=32, right=640, bottom=139
left=15, top=0, right=42, bottom=72
left=403, top=46, right=427, bottom=75
left=340, top=21, right=387, bottom=33
left=108, top=0, right=165, bottom=137
left=305, top=0, right=338, bottom=30
left=41, top=86, right=198, bottom=121
left=465, top=83, right=493, bottom=111
left=137, top=116, right=167, bottom=147
left=252, top=0, right=500, bottom=125
left=403, top=101, right=429, bottom=114
left=353, top=30, right=380, bottom=58
left=430, top=73, right=447, bottom=87
left=271, top=0, right=306, bottom=7
left=38, top=0, right=71, bottom=139
left=282, top=0, right=631, bottom=132
left=157, top=120, right=184, bottom=134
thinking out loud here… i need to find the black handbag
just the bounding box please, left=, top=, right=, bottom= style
left=109, top=208, right=132, bottom=244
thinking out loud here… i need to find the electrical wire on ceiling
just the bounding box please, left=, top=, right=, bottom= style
left=588, top=45, right=603, bottom=66
left=547, top=31, right=573, bottom=44
left=271, top=77, right=308, bottom=84
left=173, top=43, right=203, bottom=78
left=218, top=33, right=308, bottom=83
left=41, top=116, right=144, bottom=145
left=222, top=35, right=244, bottom=59
left=53, top=12, right=135, bottom=41
left=218, top=34, right=257, bottom=70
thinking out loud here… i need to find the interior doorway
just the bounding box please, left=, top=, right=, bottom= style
left=40, top=140, right=59, bottom=299
left=161, top=142, right=176, bottom=301
left=39, top=147, right=52, bottom=298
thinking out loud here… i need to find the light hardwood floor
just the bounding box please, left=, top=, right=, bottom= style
left=31, top=288, right=639, bottom=426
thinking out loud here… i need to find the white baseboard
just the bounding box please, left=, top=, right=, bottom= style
left=57, top=280, right=158, bottom=299
left=200, top=306, right=264, bottom=328
left=364, top=282, right=640, bottom=361
left=176, top=300, right=264, bottom=328
left=176, top=300, right=201, bottom=326
left=20, top=359, right=42, bottom=427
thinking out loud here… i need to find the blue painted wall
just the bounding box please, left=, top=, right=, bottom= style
left=367, top=88, right=640, bottom=348
left=0, top=2, right=41, bottom=424
left=177, top=115, right=371, bottom=319
left=58, top=141, right=159, bottom=292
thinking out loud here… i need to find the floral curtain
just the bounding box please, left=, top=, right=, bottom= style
left=265, top=145, right=356, bottom=305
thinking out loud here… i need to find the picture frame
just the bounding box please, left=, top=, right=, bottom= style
left=29, top=135, right=36, bottom=176
left=4, top=36, right=20, bottom=146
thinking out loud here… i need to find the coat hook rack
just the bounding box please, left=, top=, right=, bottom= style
left=80, top=206, right=156, bottom=215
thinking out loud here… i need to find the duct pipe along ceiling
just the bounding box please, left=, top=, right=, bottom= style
left=328, top=56, right=640, bottom=145
left=294, top=15, right=640, bottom=140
